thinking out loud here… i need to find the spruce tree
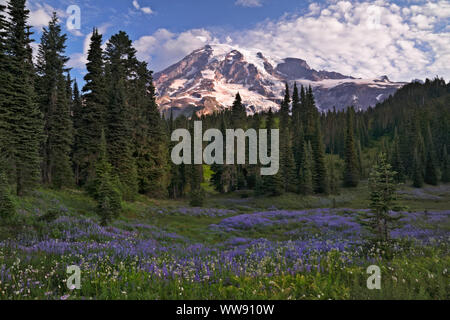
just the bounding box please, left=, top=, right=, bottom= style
left=262, top=108, right=283, bottom=196
left=0, top=159, right=15, bottom=219
left=299, top=141, right=313, bottom=195
left=291, top=83, right=304, bottom=173
left=78, top=28, right=107, bottom=185
left=134, top=62, right=170, bottom=198
left=6, top=0, right=43, bottom=196
left=36, top=13, right=73, bottom=188
left=279, top=84, right=297, bottom=192
left=343, top=107, right=359, bottom=187
left=441, top=145, right=450, bottom=183
left=72, top=80, right=83, bottom=185
left=0, top=4, right=12, bottom=157
left=390, top=128, right=405, bottom=183
left=312, top=118, right=329, bottom=194
left=360, top=153, right=401, bottom=242
left=424, top=124, right=438, bottom=185
left=412, top=147, right=424, bottom=188
left=95, top=131, right=121, bottom=226
left=104, top=31, right=138, bottom=200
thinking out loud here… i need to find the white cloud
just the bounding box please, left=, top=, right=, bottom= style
left=227, top=0, right=450, bottom=82
left=235, top=0, right=263, bottom=8
left=131, top=0, right=153, bottom=15
left=133, top=28, right=216, bottom=71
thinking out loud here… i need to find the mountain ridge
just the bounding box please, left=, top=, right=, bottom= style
left=154, top=44, right=406, bottom=117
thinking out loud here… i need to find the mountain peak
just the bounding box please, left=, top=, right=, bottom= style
left=154, top=44, right=405, bottom=117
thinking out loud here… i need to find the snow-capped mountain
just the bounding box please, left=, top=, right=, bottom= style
left=154, top=44, right=405, bottom=117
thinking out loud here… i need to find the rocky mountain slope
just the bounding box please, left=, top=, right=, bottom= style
left=154, top=44, right=406, bottom=117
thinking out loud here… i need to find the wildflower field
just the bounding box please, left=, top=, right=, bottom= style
left=0, top=185, right=449, bottom=300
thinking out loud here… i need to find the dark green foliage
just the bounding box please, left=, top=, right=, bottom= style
left=0, top=4, right=12, bottom=156
left=279, top=84, right=297, bottom=192
left=412, top=147, right=424, bottom=188
left=298, top=141, right=313, bottom=195
left=262, top=108, right=283, bottom=196
left=231, top=92, right=246, bottom=128
left=134, top=63, right=170, bottom=198
left=72, top=80, right=83, bottom=185
left=311, top=117, right=329, bottom=194
left=78, top=28, right=107, bottom=185
left=36, top=13, right=73, bottom=189
left=94, top=131, right=122, bottom=226
left=360, top=153, right=402, bottom=242
left=5, top=0, right=43, bottom=196
left=189, top=187, right=205, bottom=207
left=442, top=145, right=450, bottom=183
left=390, top=128, right=405, bottom=183
left=424, top=124, right=438, bottom=185
left=104, top=31, right=138, bottom=200
left=0, top=162, right=15, bottom=219
left=327, top=156, right=340, bottom=195
left=343, top=107, right=359, bottom=187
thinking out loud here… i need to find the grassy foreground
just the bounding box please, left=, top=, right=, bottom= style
left=0, top=184, right=449, bottom=300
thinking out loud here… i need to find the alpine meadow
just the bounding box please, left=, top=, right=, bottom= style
left=0, top=0, right=449, bottom=304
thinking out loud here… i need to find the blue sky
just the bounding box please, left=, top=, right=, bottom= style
left=15, top=0, right=450, bottom=84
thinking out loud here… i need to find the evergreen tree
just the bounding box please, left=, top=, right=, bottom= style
left=78, top=28, right=107, bottom=185
left=312, top=118, right=329, bottom=194
left=343, top=107, right=359, bottom=187
left=360, top=153, right=402, bottom=242
left=94, top=131, right=121, bottom=226
left=36, top=13, right=73, bottom=188
left=441, top=145, right=450, bottom=183
left=291, top=83, right=304, bottom=173
left=412, top=147, right=424, bottom=188
left=135, top=62, right=170, bottom=197
left=424, top=124, right=438, bottom=185
left=327, top=156, right=340, bottom=195
left=299, top=141, right=313, bottom=195
left=231, top=92, right=246, bottom=128
left=72, top=80, right=83, bottom=185
left=262, top=108, right=283, bottom=196
left=0, top=4, right=12, bottom=158
left=104, top=31, right=138, bottom=200
left=0, top=159, right=15, bottom=219
left=6, top=0, right=43, bottom=195
left=279, top=84, right=297, bottom=192
left=390, top=128, right=405, bottom=183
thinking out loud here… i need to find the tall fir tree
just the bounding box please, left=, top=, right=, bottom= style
left=390, top=128, right=405, bottom=183
left=360, top=153, right=401, bottom=242
left=424, top=123, right=438, bottom=185
left=412, top=147, right=424, bottom=188
left=104, top=31, right=138, bottom=200
left=343, top=107, right=359, bottom=187
left=0, top=158, right=15, bottom=219
left=279, top=84, right=297, bottom=192
left=262, top=108, right=283, bottom=196
left=72, top=80, right=83, bottom=185
left=94, top=130, right=122, bottom=226
left=299, top=141, right=314, bottom=195
left=6, top=0, right=43, bottom=195
left=78, top=28, right=107, bottom=185
left=0, top=4, right=12, bottom=157
left=36, top=13, right=73, bottom=189
left=441, top=145, right=450, bottom=183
